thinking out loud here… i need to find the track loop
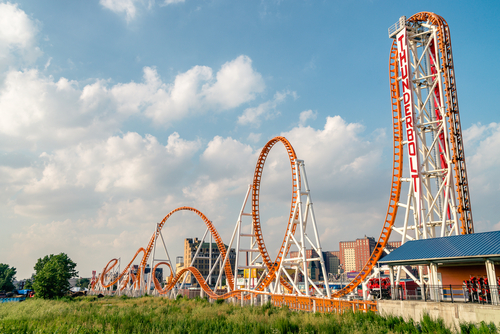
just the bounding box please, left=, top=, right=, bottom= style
left=251, top=136, right=299, bottom=292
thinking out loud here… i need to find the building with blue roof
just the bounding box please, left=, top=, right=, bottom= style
left=378, top=230, right=500, bottom=304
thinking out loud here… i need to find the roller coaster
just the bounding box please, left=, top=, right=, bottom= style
left=91, top=12, right=473, bottom=313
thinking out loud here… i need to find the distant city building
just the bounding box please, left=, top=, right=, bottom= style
left=340, top=236, right=377, bottom=272
left=323, top=251, right=340, bottom=276
left=288, top=249, right=340, bottom=281
left=386, top=241, right=402, bottom=250
left=338, top=237, right=402, bottom=273
left=181, top=238, right=236, bottom=286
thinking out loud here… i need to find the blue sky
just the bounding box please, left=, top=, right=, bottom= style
left=1, top=0, right=499, bottom=279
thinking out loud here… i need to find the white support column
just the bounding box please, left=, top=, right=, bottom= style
left=486, top=260, right=499, bottom=305
left=300, top=161, right=331, bottom=298
left=389, top=266, right=395, bottom=300
left=209, top=233, right=212, bottom=286
left=270, top=160, right=331, bottom=298
left=429, top=263, right=440, bottom=301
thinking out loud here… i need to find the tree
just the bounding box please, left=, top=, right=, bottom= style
left=24, top=278, right=33, bottom=290
left=0, top=264, right=17, bottom=292
left=33, top=253, right=78, bottom=299
left=76, top=278, right=90, bottom=289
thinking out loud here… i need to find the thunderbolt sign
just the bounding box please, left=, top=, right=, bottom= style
left=396, top=26, right=423, bottom=225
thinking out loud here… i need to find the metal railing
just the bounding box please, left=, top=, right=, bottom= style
left=271, top=294, right=377, bottom=314
left=388, top=16, right=406, bottom=38
left=389, top=284, right=500, bottom=305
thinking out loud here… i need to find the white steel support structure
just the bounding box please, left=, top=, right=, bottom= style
left=218, top=185, right=269, bottom=293
left=147, top=223, right=176, bottom=296
left=273, top=160, right=331, bottom=298
left=388, top=16, right=464, bottom=288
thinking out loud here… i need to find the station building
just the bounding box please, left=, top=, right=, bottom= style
left=378, top=230, right=500, bottom=304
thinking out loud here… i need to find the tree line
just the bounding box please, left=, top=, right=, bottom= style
left=0, top=253, right=87, bottom=299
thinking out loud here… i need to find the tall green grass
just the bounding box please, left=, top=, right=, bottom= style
left=0, top=296, right=496, bottom=333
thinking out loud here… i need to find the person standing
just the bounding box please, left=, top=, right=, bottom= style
left=470, top=275, right=478, bottom=303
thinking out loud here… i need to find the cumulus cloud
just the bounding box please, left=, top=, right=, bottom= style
left=3, top=113, right=392, bottom=278
left=299, top=109, right=317, bottom=126
left=9, top=217, right=154, bottom=278
left=162, top=0, right=185, bottom=5
left=182, top=136, right=257, bottom=208
left=0, top=2, right=41, bottom=69
left=238, top=90, right=295, bottom=127
left=76, top=56, right=263, bottom=126
left=100, top=0, right=141, bottom=21
left=283, top=115, right=385, bottom=180
left=100, top=0, right=186, bottom=21
left=0, top=56, right=264, bottom=150
left=10, top=132, right=199, bottom=218
left=462, top=122, right=500, bottom=231
left=143, top=56, right=265, bottom=123
left=247, top=132, right=261, bottom=143
left=0, top=69, right=118, bottom=150
left=33, top=132, right=199, bottom=193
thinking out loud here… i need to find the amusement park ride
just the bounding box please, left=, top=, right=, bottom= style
left=91, top=12, right=474, bottom=313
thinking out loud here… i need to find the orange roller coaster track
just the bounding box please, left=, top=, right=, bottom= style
left=251, top=137, right=299, bottom=292
left=331, top=11, right=473, bottom=297
left=94, top=11, right=472, bottom=310
left=94, top=206, right=235, bottom=293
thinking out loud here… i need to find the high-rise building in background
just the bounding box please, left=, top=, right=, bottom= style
left=288, top=249, right=341, bottom=280
left=323, top=251, right=340, bottom=276
left=181, top=238, right=236, bottom=286
left=340, top=236, right=377, bottom=272
left=339, top=237, right=401, bottom=273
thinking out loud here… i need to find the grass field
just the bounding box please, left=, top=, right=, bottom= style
left=0, top=295, right=497, bottom=333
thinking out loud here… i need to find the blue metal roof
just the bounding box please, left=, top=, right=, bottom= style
left=379, top=230, right=500, bottom=265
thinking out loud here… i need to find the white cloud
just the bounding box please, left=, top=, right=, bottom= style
left=283, top=115, right=385, bottom=178
left=0, top=2, right=41, bottom=69
left=8, top=132, right=199, bottom=219
left=247, top=132, right=261, bottom=143
left=200, top=136, right=256, bottom=180
left=81, top=57, right=264, bottom=125
left=464, top=122, right=500, bottom=186
left=205, top=55, right=265, bottom=109
left=238, top=90, right=294, bottom=127
left=100, top=0, right=140, bottom=21
left=0, top=69, right=118, bottom=150
left=182, top=136, right=257, bottom=209
left=163, top=0, right=185, bottom=4
left=100, top=0, right=185, bottom=21
left=9, top=217, right=154, bottom=278
left=28, top=132, right=199, bottom=194
left=0, top=56, right=265, bottom=150
left=144, top=56, right=265, bottom=123
left=299, top=109, right=317, bottom=126
left=461, top=122, right=500, bottom=232
left=3, top=115, right=390, bottom=278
